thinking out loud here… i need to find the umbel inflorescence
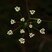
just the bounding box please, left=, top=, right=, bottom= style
left=7, top=6, right=45, bottom=44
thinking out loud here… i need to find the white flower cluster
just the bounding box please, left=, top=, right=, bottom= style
left=19, top=38, right=25, bottom=44
left=6, top=5, right=46, bottom=45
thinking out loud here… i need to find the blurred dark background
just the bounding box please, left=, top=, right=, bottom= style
left=0, top=0, right=52, bottom=52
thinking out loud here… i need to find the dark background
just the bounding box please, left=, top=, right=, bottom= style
left=0, top=0, right=52, bottom=52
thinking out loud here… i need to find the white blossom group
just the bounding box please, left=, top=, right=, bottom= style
left=6, top=6, right=46, bottom=45
left=29, top=33, right=35, bottom=38
left=40, top=28, right=45, bottom=34
left=37, top=18, right=42, bottom=24
left=20, top=29, right=25, bottom=34
left=7, top=30, right=13, bottom=35
left=19, top=38, right=25, bottom=44
left=10, top=19, right=16, bottom=25
left=29, top=10, right=35, bottom=15
left=14, top=6, right=20, bottom=12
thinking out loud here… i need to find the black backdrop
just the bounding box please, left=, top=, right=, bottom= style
left=0, top=0, right=52, bottom=52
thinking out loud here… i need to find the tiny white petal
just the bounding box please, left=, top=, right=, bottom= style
left=20, top=29, right=25, bottom=34
left=37, top=19, right=42, bottom=24
left=14, top=6, right=20, bottom=12
left=29, top=33, right=35, bottom=38
left=29, top=24, right=33, bottom=28
left=19, top=38, right=25, bottom=44
left=7, top=30, right=13, bottom=35
left=10, top=19, right=16, bottom=25
left=29, top=10, right=35, bottom=15
left=40, top=28, right=45, bottom=34
left=20, top=17, right=25, bottom=22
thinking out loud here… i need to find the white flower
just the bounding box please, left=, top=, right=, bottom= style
left=37, top=19, right=42, bottom=24
left=14, top=6, right=20, bottom=12
left=40, top=28, right=45, bottom=34
left=29, top=33, right=35, bottom=38
left=29, top=24, right=33, bottom=28
left=7, top=30, right=13, bottom=35
left=10, top=19, right=16, bottom=25
left=19, top=38, right=25, bottom=44
left=20, top=17, right=25, bottom=22
left=29, top=10, right=35, bottom=15
left=20, top=29, right=25, bottom=34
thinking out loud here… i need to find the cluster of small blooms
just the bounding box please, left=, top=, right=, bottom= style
left=7, top=6, right=46, bottom=44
